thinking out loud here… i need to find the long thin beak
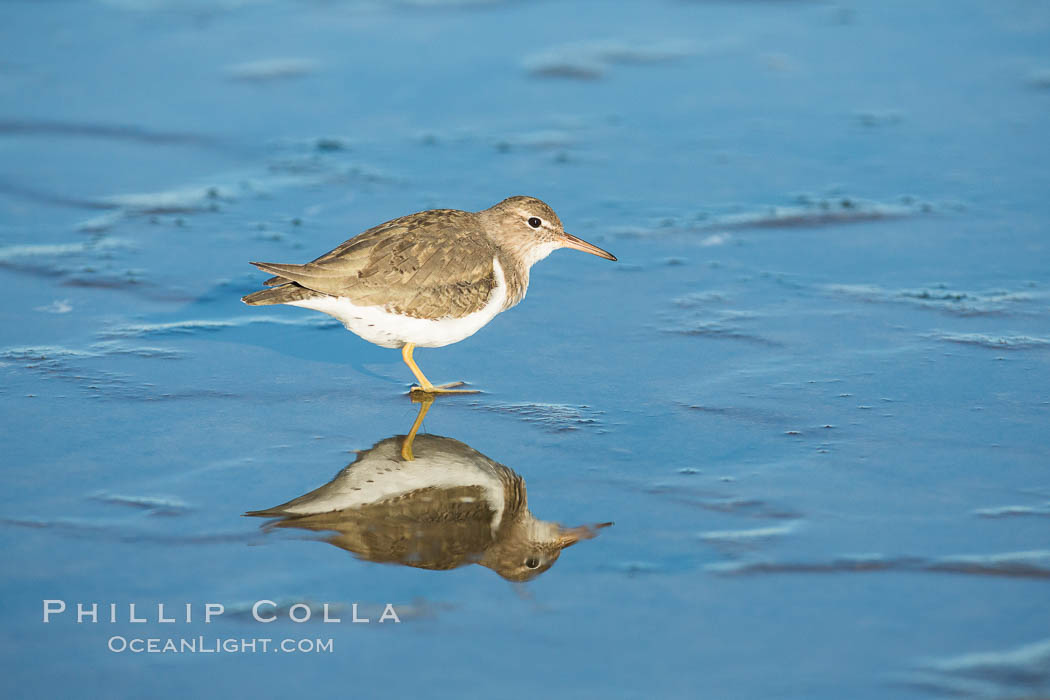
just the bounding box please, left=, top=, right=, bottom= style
left=559, top=232, right=617, bottom=261
left=557, top=521, right=614, bottom=549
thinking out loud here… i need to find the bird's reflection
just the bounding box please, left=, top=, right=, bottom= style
left=247, top=397, right=611, bottom=581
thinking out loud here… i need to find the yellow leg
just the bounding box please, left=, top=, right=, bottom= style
left=400, top=394, right=434, bottom=461
left=401, top=343, right=479, bottom=395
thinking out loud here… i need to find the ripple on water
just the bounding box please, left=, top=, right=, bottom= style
left=466, top=401, right=604, bottom=432
left=692, top=196, right=933, bottom=231
left=826, top=282, right=1045, bottom=316
left=672, top=291, right=729, bottom=307
left=708, top=550, right=1050, bottom=579
left=607, top=197, right=931, bottom=238
left=224, top=58, right=319, bottom=82
left=3, top=343, right=183, bottom=363
left=33, top=299, right=74, bottom=314
left=1, top=345, right=132, bottom=395
left=99, top=315, right=340, bottom=339
left=698, top=522, right=800, bottom=552
left=0, top=238, right=187, bottom=296
left=663, top=289, right=778, bottom=344
left=973, top=503, right=1050, bottom=518
left=74, top=184, right=233, bottom=232
left=0, top=118, right=222, bottom=147
left=665, top=321, right=780, bottom=345
left=683, top=403, right=796, bottom=428
left=0, top=239, right=131, bottom=263
left=89, top=491, right=192, bottom=516
left=492, top=129, right=577, bottom=152
left=901, top=638, right=1050, bottom=699
left=0, top=343, right=248, bottom=401
left=662, top=303, right=777, bottom=346
left=0, top=516, right=258, bottom=545
left=75, top=142, right=380, bottom=232
left=645, top=486, right=802, bottom=520
left=0, top=239, right=134, bottom=279
left=523, top=38, right=701, bottom=80
left=932, top=332, right=1050, bottom=350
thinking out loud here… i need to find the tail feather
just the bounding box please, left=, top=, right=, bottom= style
left=250, top=262, right=302, bottom=285
left=241, top=283, right=322, bottom=305
left=251, top=261, right=306, bottom=278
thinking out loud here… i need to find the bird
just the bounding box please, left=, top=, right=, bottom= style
left=241, top=195, right=616, bottom=394
left=246, top=397, right=611, bottom=581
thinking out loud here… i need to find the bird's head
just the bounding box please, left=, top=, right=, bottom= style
left=481, top=518, right=613, bottom=582
left=481, top=196, right=617, bottom=268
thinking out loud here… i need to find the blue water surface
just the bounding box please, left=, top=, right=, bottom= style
left=1, top=1, right=1048, bottom=697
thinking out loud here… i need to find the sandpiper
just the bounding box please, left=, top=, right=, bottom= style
left=241, top=196, right=616, bottom=393
left=246, top=396, right=611, bottom=581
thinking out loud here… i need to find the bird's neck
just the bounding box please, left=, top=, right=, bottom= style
left=495, top=239, right=558, bottom=309
left=492, top=473, right=529, bottom=536
left=495, top=250, right=530, bottom=310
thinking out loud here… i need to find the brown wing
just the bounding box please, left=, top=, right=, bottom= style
left=249, top=209, right=500, bottom=319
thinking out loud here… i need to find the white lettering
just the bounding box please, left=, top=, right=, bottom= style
left=42, top=600, right=66, bottom=623
left=253, top=600, right=277, bottom=623
left=289, top=603, right=311, bottom=623
left=379, top=604, right=400, bottom=623
left=205, top=603, right=224, bottom=623
left=128, top=604, right=146, bottom=623
left=77, top=603, right=97, bottom=623
left=352, top=603, right=369, bottom=623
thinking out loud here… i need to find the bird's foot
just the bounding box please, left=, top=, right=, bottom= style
left=408, top=381, right=480, bottom=396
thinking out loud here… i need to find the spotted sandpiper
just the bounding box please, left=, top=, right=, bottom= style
left=241, top=196, right=616, bottom=394
left=246, top=396, right=611, bottom=581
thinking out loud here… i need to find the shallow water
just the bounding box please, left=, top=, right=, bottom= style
left=2, top=1, right=1049, bottom=697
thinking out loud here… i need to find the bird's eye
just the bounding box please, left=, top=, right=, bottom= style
left=527, top=217, right=542, bottom=229
left=524, top=557, right=540, bottom=569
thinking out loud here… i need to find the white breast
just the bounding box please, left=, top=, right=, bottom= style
left=288, top=257, right=508, bottom=348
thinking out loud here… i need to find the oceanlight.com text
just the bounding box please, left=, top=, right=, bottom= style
left=107, top=636, right=334, bottom=654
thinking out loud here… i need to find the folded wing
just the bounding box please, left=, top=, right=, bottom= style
left=243, top=210, right=501, bottom=319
